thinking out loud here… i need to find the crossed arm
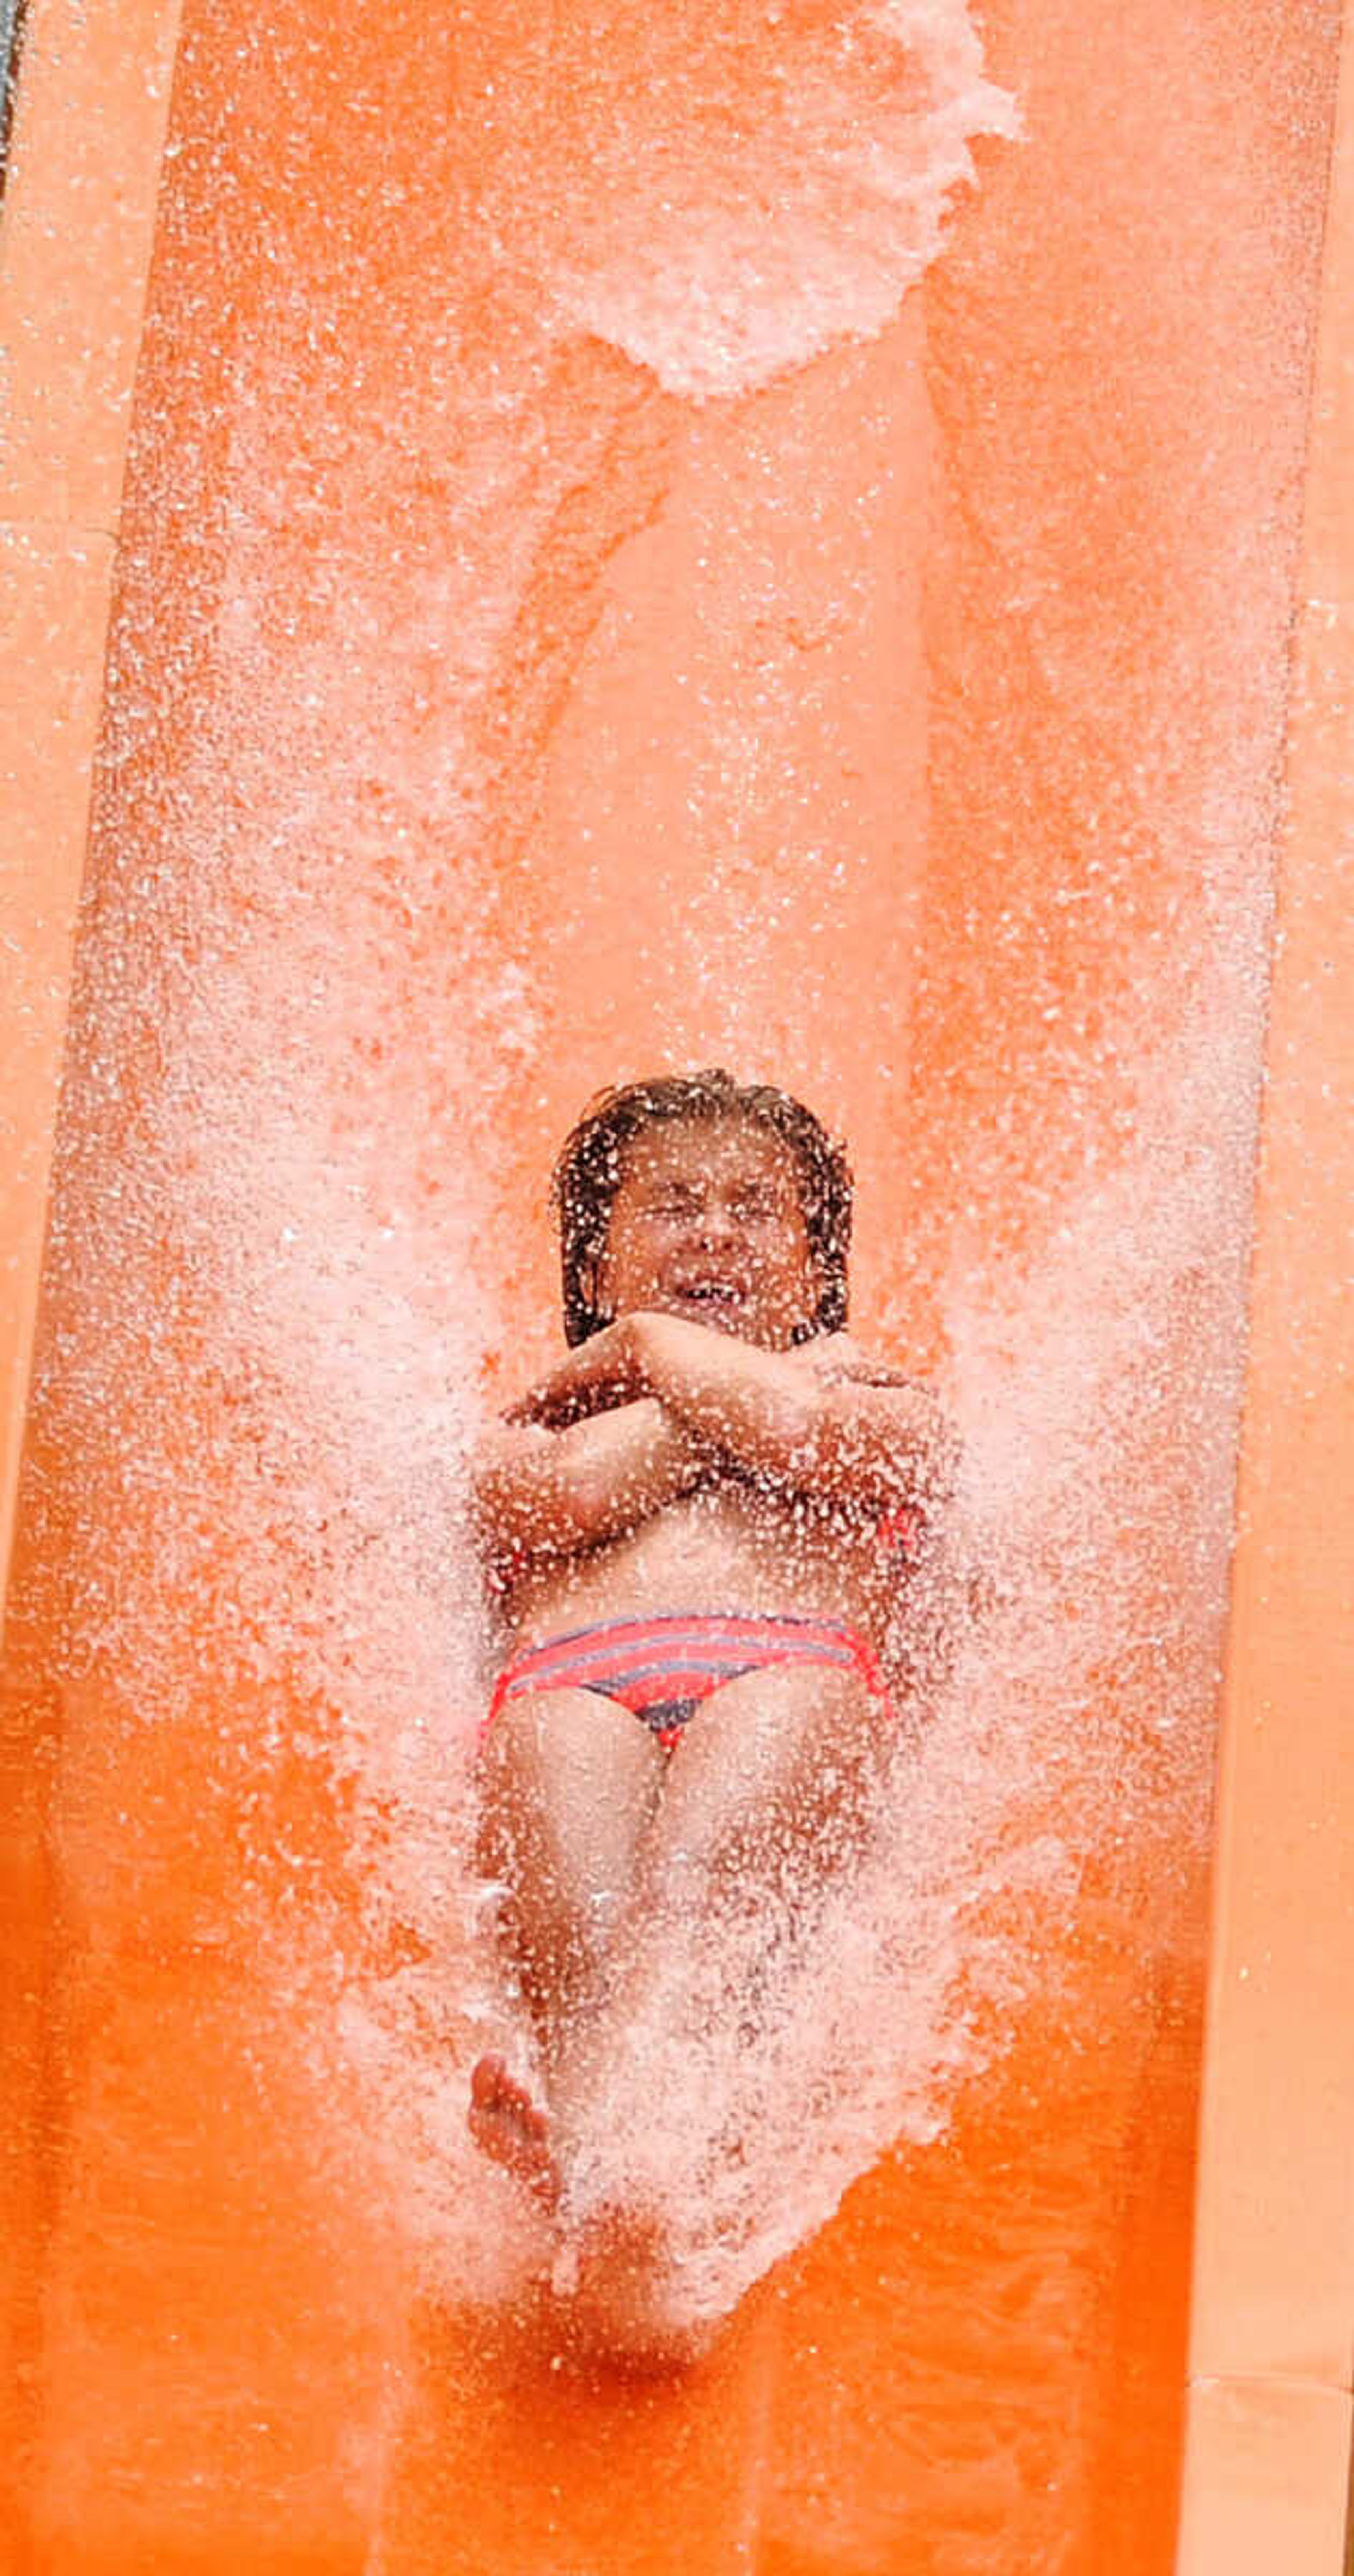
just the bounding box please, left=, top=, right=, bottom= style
left=470, top=1312, right=955, bottom=1577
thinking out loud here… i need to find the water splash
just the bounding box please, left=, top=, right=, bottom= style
left=462, top=0, right=1018, bottom=397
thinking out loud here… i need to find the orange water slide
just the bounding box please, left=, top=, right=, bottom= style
left=2, top=1, right=1351, bottom=2570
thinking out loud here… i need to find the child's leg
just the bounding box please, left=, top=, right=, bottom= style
left=476, top=1685, right=665, bottom=2055
left=470, top=1686, right=664, bottom=2201
left=553, top=1660, right=883, bottom=2114
left=544, top=1663, right=888, bottom=2355
left=637, top=1658, right=887, bottom=1913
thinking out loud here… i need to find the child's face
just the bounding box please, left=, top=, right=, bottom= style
left=593, top=1116, right=819, bottom=1350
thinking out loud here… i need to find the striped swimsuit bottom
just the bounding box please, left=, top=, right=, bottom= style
left=486, top=1611, right=896, bottom=1752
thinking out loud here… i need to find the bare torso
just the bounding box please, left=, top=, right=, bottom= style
left=491, top=1472, right=901, bottom=1667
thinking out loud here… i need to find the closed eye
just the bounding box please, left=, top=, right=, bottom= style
left=732, top=1189, right=784, bottom=1223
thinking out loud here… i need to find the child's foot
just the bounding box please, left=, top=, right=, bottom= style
left=468, top=2053, right=560, bottom=2209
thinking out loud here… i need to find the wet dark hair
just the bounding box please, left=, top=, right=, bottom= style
left=551, top=1069, right=853, bottom=1346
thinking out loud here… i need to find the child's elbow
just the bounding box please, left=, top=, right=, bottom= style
left=926, top=1410, right=961, bottom=1510
left=862, top=1387, right=958, bottom=1513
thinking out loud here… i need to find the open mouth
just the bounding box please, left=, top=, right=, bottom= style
left=668, top=1280, right=749, bottom=1322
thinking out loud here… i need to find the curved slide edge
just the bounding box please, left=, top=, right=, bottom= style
left=0, top=7, right=182, bottom=2562
left=1176, top=10, right=1354, bottom=2569
left=0, top=0, right=183, bottom=1597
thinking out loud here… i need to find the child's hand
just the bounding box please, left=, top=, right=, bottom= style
left=505, top=1317, right=651, bottom=1428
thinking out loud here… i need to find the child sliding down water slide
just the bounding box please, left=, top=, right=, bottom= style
left=466, top=1068, right=957, bottom=2363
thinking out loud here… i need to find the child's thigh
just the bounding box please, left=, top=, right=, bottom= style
left=659, top=1662, right=886, bottom=1855
left=476, top=1686, right=663, bottom=1880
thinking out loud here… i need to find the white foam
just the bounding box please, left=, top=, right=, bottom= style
left=464, top=0, right=1018, bottom=397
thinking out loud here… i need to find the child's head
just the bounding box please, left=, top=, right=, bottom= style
left=551, top=1070, right=852, bottom=1350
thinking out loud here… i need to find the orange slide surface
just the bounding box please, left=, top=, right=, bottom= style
left=2, top=2, right=1351, bottom=2571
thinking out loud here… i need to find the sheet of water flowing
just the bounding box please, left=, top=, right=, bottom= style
left=15, top=0, right=1328, bottom=2521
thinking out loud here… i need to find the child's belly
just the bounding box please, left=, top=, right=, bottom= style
left=500, top=1487, right=887, bottom=1657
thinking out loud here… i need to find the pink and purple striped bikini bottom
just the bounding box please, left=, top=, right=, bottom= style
left=486, top=1610, right=896, bottom=1752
